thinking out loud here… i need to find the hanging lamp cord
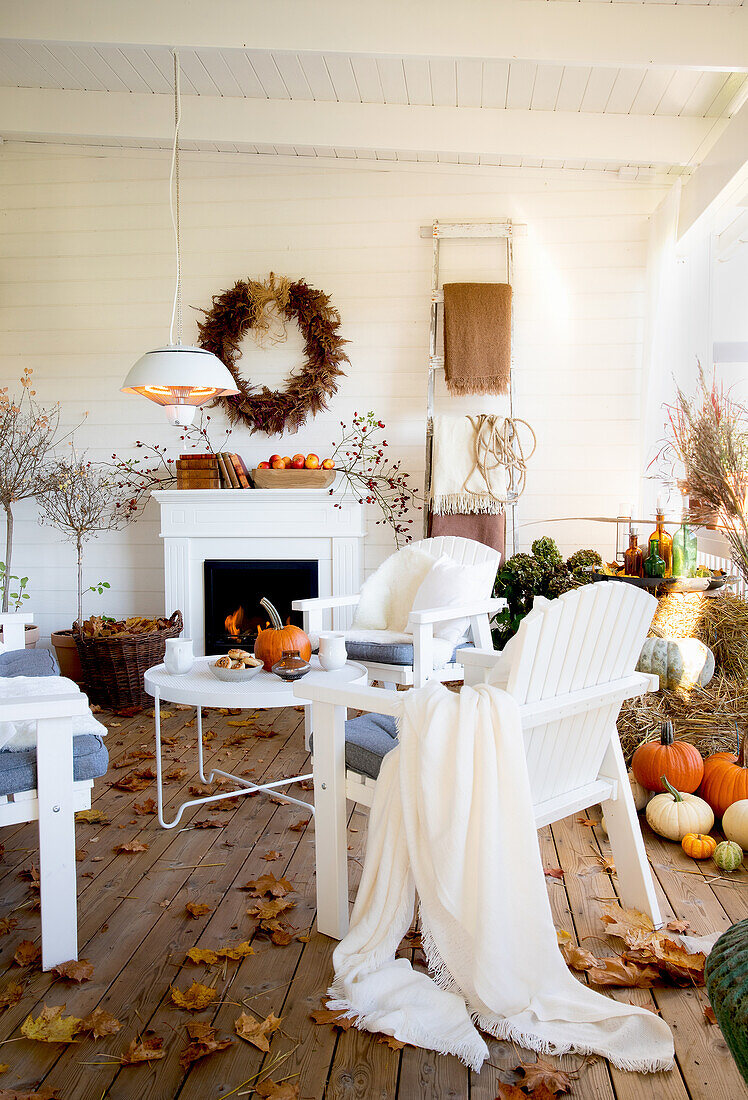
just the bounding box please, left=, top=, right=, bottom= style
left=168, top=49, right=183, bottom=346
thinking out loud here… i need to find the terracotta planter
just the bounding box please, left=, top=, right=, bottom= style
left=51, top=629, right=84, bottom=684
left=0, top=624, right=40, bottom=649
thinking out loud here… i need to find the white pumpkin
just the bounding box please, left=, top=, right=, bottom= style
left=637, top=636, right=715, bottom=691
left=722, top=799, right=748, bottom=850
left=629, top=769, right=651, bottom=812
left=646, top=777, right=714, bottom=841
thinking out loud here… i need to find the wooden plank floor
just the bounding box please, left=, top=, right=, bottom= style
left=0, top=703, right=745, bottom=1100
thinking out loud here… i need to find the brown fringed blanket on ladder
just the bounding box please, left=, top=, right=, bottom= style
left=442, top=283, right=512, bottom=396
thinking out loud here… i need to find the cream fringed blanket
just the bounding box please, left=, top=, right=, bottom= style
left=328, top=682, right=674, bottom=1073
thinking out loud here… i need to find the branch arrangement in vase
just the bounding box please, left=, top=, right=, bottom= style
left=327, top=412, right=420, bottom=546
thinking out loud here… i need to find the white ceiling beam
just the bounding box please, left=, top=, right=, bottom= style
left=2, top=0, right=748, bottom=72
left=678, top=98, right=748, bottom=239
left=0, top=86, right=720, bottom=167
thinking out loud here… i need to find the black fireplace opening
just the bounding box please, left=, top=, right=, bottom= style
left=204, top=559, right=318, bottom=655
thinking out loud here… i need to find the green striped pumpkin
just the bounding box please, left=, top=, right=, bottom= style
left=705, top=919, right=748, bottom=1084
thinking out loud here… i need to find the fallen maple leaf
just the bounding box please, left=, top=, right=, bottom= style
left=21, top=1004, right=82, bottom=1043
left=310, top=1007, right=354, bottom=1031
left=241, top=873, right=293, bottom=898
left=179, top=1021, right=233, bottom=1068
left=246, top=897, right=296, bottom=921
left=253, top=1082, right=299, bottom=1100
left=595, top=853, right=616, bottom=876
left=120, top=1032, right=166, bottom=1065
left=234, top=1010, right=282, bottom=1052
left=560, top=941, right=598, bottom=972
left=262, top=850, right=281, bottom=861
left=185, top=941, right=254, bottom=965
left=13, top=941, right=40, bottom=968
left=516, top=1055, right=572, bottom=1094
left=113, top=841, right=148, bottom=854
left=111, top=768, right=156, bottom=792
left=377, top=1034, right=406, bottom=1050
left=171, top=981, right=216, bottom=1011
left=77, top=1007, right=122, bottom=1039
left=289, top=818, right=310, bottom=831
left=704, top=1004, right=718, bottom=1025
left=599, top=905, right=654, bottom=942
left=185, top=902, right=212, bottom=919
left=543, top=867, right=564, bottom=880
left=0, top=981, right=24, bottom=1011
left=494, top=1085, right=528, bottom=1100
left=133, top=798, right=157, bottom=815
left=0, top=919, right=17, bottom=937
left=193, top=819, right=226, bottom=828
left=75, top=809, right=109, bottom=824
left=51, top=959, right=94, bottom=983
left=165, top=767, right=187, bottom=782
left=576, top=817, right=598, bottom=828
left=270, top=928, right=294, bottom=946
left=586, top=957, right=659, bottom=988
left=666, top=919, right=691, bottom=934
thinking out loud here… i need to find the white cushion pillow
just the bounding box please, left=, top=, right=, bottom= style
left=488, top=595, right=551, bottom=690
left=410, top=554, right=495, bottom=647
left=352, top=546, right=437, bottom=633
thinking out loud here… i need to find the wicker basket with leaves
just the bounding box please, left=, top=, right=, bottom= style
left=74, top=611, right=183, bottom=709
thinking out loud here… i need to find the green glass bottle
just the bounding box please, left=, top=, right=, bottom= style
left=672, top=516, right=698, bottom=578
left=644, top=535, right=666, bottom=578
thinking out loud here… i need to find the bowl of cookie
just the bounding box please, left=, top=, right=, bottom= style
left=209, top=649, right=264, bottom=682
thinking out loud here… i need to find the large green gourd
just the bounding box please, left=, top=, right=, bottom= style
left=705, top=919, right=748, bottom=1085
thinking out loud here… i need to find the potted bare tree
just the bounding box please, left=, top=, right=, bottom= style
left=0, top=368, right=69, bottom=648
left=38, top=454, right=127, bottom=680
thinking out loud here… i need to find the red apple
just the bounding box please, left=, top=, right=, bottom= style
left=291, top=456, right=305, bottom=469
left=305, top=453, right=320, bottom=470
left=271, top=459, right=285, bottom=470
left=321, top=458, right=335, bottom=470
left=282, top=457, right=292, bottom=468
left=269, top=454, right=282, bottom=466
left=257, top=461, right=270, bottom=469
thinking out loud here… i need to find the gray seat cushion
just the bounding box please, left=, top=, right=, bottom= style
left=311, top=712, right=399, bottom=781
left=0, top=735, right=109, bottom=796
left=0, top=649, right=59, bottom=678
left=344, top=640, right=474, bottom=667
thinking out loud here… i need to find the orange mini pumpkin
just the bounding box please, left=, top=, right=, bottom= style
left=699, top=725, right=748, bottom=818
left=632, top=720, right=704, bottom=794
left=254, top=597, right=312, bottom=672
left=681, top=832, right=717, bottom=860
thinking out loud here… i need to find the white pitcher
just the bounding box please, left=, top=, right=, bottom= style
left=164, top=637, right=194, bottom=675
left=318, top=631, right=347, bottom=672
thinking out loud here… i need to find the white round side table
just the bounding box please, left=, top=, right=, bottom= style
left=144, top=656, right=367, bottom=828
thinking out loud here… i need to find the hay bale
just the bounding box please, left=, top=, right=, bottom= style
left=702, top=592, right=748, bottom=680
left=650, top=592, right=708, bottom=640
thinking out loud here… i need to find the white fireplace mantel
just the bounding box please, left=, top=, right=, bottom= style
left=154, top=489, right=365, bottom=654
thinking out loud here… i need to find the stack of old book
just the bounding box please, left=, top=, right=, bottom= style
left=175, top=453, right=252, bottom=490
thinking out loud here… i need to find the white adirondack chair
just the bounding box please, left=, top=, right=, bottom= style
left=295, top=582, right=662, bottom=940
left=0, top=614, right=102, bottom=970
left=293, top=535, right=503, bottom=689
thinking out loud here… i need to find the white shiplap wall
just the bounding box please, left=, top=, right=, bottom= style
left=0, top=142, right=667, bottom=641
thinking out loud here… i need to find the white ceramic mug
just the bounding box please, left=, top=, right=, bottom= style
left=164, top=637, right=194, bottom=675
left=318, top=631, right=347, bottom=672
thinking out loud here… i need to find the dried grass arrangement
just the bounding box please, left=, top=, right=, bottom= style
left=196, top=273, right=349, bottom=436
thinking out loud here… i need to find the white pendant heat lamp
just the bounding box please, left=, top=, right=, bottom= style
left=121, top=51, right=238, bottom=427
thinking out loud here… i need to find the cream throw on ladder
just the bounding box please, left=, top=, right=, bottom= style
left=327, top=681, right=674, bottom=1073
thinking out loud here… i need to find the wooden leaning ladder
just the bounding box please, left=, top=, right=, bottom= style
left=422, top=219, right=526, bottom=554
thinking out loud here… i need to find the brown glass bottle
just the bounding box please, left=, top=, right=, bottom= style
left=648, top=510, right=672, bottom=577
left=623, top=530, right=644, bottom=578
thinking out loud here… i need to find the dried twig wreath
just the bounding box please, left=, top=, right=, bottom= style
left=196, top=273, right=348, bottom=436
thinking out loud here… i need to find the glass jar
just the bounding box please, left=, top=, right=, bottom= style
left=623, top=530, right=644, bottom=578
left=644, top=536, right=666, bottom=578
left=672, top=518, right=698, bottom=578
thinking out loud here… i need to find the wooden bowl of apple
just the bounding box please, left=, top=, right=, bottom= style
left=251, top=453, right=336, bottom=489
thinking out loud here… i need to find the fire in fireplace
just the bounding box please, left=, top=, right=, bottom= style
left=203, top=559, right=318, bottom=655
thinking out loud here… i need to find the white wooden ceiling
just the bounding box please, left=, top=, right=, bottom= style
left=0, top=41, right=743, bottom=122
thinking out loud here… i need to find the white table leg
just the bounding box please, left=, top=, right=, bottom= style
left=197, top=706, right=208, bottom=783
left=313, top=699, right=349, bottom=939
left=36, top=715, right=78, bottom=970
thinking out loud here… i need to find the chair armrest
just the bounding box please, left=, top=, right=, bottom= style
left=292, top=595, right=360, bottom=611
left=0, top=693, right=89, bottom=723
left=293, top=680, right=401, bottom=717
left=407, top=598, right=505, bottom=627
left=459, top=647, right=500, bottom=670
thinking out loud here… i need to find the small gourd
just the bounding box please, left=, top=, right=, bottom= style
left=628, top=769, right=650, bottom=812
left=700, top=724, right=748, bottom=818
left=722, top=800, right=748, bottom=851
left=637, top=636, right=715, bottom=691
left=632, top=720, right=704, bottom=794
left=713, top=840, right=744, bottom=873
left=646, top=776, right=714, bottom=841
left=681, top=833, right=717, bottom=860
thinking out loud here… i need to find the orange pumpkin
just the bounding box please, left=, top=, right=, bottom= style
left=254, top=597, right=312, bottom=672
left=699, top=725, right=748, bottom=818
left=631, top=720, right=704, bottom=794
left=681, top=832, right=717, bottom=860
